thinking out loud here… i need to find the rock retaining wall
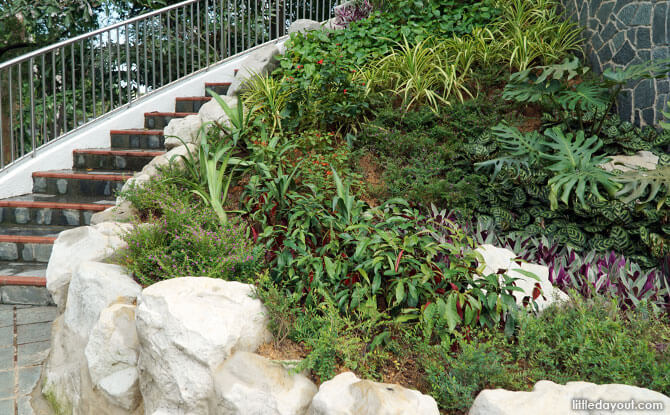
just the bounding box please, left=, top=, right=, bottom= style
left=560, top=0, right=670, bottom=127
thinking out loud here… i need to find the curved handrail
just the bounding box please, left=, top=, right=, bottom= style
left=0, top=0, right=198, bottom=70
left=0, top=0, right=334, bottom=172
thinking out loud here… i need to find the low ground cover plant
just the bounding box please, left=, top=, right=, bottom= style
left=117, top=0, right=670, bottom=413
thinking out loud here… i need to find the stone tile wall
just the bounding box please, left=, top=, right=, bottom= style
left=560, top=0, right=670, bottom=127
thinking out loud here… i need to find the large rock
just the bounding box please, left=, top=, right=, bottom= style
left=600, top=150, right=659, bottom=172
left=164, top=114, right=203, bottom=150
left=307, top=372, right=439, bottom=415
left=198, top=95, right=237, bottom=126
left=63, top=261, right=141, bottom=340
left=140, top=143, right=198, bottom=178
left=90, top=200, right=138, bottom=225
left=46, top=222, right=132, bottom=312
left=85, top=304, right=141, bottom=411
left=469, top=380, right=670, bottom=415
left=43, top=316, right=144, bottom=415
left=135, top=277, right=272, bottom=414
left=227, top=44, right=280, bottom=96
left=476, top=244, right=568, bottom=311
left=288, top=19, right=325, bottom=34
left=214, top=351, right=317, bottom=415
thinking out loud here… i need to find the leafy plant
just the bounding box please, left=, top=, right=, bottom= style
left=477, top=125, right=618, bottom=209
left=240, top=73, right=292, bottom=135
left=542, top=127, right=618, bottom=209
left=615, top=165, right=670, bottom=207
left=370, top=36, right=471, bottom=112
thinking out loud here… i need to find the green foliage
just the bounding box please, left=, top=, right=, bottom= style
left=421, top=334, right=518, bottom=412
left=368, top=36, right=471, bottom=111
left=542, top=127, right=618, bottom=209
left=515, top=296, right=670, bottom=392
left=477, top=125, right=618, bottom=209
left=615, top=165, right=670, bottom=207
left=118, top=169, right=260, bottom=285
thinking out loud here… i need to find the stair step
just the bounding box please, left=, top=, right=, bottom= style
left=144, top=112, right=196, bottom=129
left=205, top=82, right=232, bottom=97
left=110, top=129, right=165, bottom=150
left=33, top=170, right=133, bottom=197
left=0, top=262, right=47, bottom=279
left=175, top=96, right=212, bottom=113
left=0, top=262, right=51, bottom=305
left=0, top=225, right=73, bottom=263
left=0, top=194, right=114, bottom=226
left=73, top=148, right=164, bottom=171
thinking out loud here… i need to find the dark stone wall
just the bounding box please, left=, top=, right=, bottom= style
left=560, top=0, right=670, bottom=127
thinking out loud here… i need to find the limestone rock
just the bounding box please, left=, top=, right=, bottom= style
left=214, top=351, right=317, bottom=415
left=227, top=44, right=280, bottom=96
left=135, top=277, right=272, bottom=414
left=469, top=380, right=670, bottom=415
left=98, top=367, right=141, bottom=412
left=119, top=173, right=151, bottom=200
left=198, top=95, right=237, bottom=126
left=63, top=261, right=141, bottom=340
left=46, top=222, right=132, bottom=312
left=307, top=372, right=439, bottom=415
left=140, top=143, right=198, bottom=178
left=90, top=200, right=138, bottom=225
left=600, top=150, right=659, bottom=172
left=475, top=244, right=569, bottom=311
left=43, top=316, right=143, bottom=415
left=288, top=19, right=325, bottom=34
left=164, top=114, right=203, bottom=150
left=84, top=304, right=140, bottom=410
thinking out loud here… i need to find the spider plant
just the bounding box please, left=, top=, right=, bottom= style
left=240, top=72, right=293, bottom=135
left=372, top=36, right=471, bottom=112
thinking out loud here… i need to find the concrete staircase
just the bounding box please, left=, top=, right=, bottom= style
left=0, top=82, right=233, bottom=305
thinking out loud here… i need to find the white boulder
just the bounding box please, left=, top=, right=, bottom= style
left=307, top=372, right=439, bottom=415
left=63, top=261, right=141, bottom=340
left=288, top=19, right=325, bottom=34
left=46, top=222, right=132, bottom=312
left=43, top=315, right=144, bottom=415
left=164, top=114, right=203, bottom=150
left=469, top=380, right=670, bottom=415
left=476, top=244, right=569, bottom=311
left=135, top=277, right=272, bottom=415
left=90, top=200, right=138, bottom=225
left=140, top=143, right=198, bottom=178
left=198, top=95, right=237, bottom=126
left=600, top=150, right=658, bottom=172
left=97, top=367, right=141, bottom=412
left=227, top=44, right=280, bottom=96
left=214, top=351, right=317, bottom=415
left=85, top=304, right=141, bottom=411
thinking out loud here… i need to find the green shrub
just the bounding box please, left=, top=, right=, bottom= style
left=118, top=171, right=260, bottom=285
left=421, top=335, right=518, bottom=412
left=515, top=295, right=670, bottom=393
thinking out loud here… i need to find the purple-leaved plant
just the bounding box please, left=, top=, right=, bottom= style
left=334, top=0, right=372, bottom=27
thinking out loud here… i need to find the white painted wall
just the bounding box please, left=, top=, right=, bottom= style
left=0, top=38, right=287, bottom=199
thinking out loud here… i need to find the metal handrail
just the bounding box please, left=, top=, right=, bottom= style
left=0, top=0, right=334, bottom=172
left=0, top=0, right=199, bottom=70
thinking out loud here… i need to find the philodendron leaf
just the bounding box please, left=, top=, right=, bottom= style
left=614, top=165, right=670, bottom=205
